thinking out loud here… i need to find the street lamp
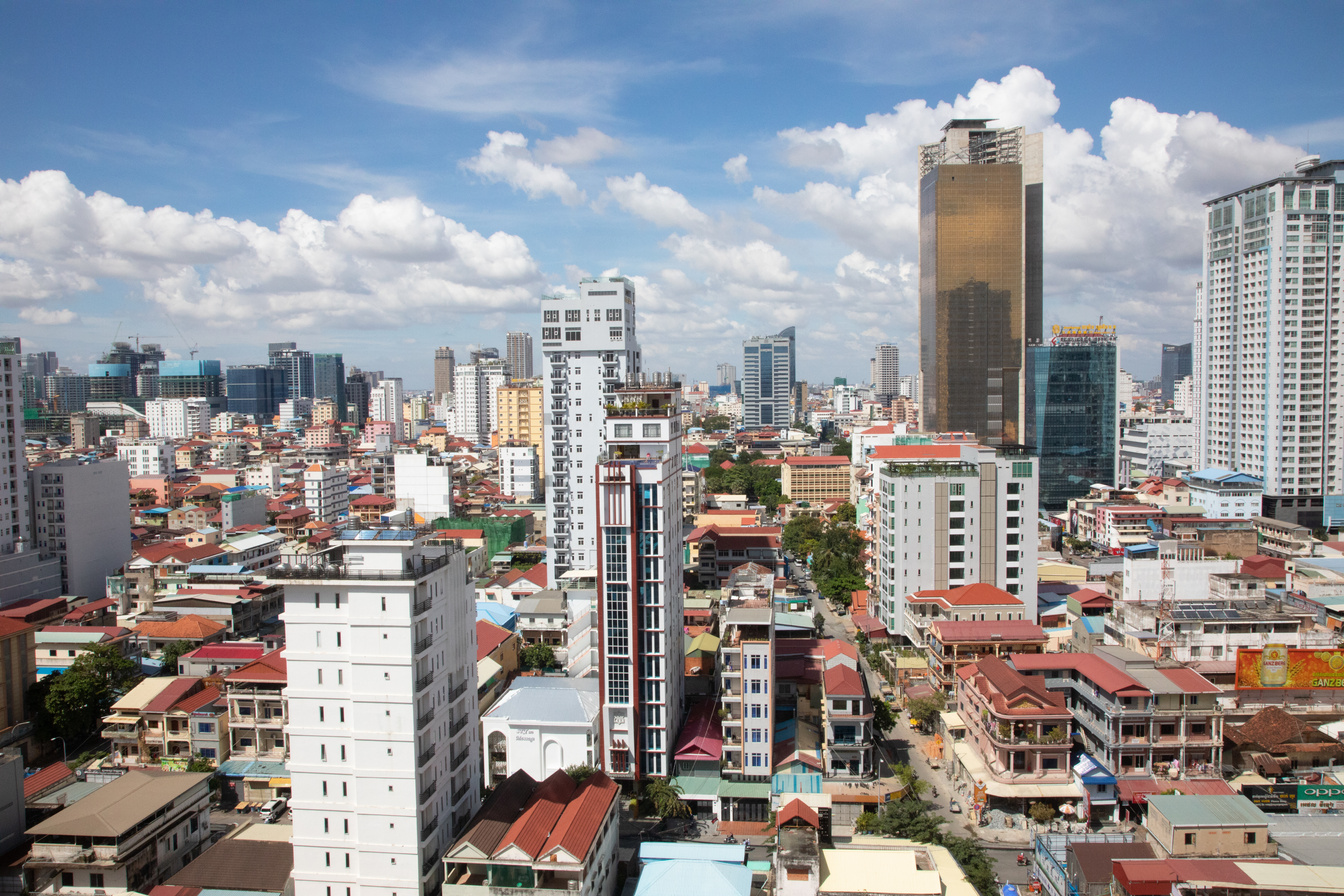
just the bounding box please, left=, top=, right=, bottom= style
left=50, top=737, right=67, bottom=765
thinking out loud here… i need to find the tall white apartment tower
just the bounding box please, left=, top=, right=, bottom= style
left=370, top=378, right=404, bottom=436
left=542, top=277, right=641, bottom=581
left=505, top=331, right=534, bottom=381
left=145, top=397, right=211, bottom=439
left=594, top=384, right=684, bottom=779
left=1195, top=157, right=1344, bottom=528
left=448, top=359, right=509, bottom=445
left=872, top=343, right=900, bottom=398
left=284, top=528, right=479, bottom=896
left=870, top=437, right=1038, bottom=641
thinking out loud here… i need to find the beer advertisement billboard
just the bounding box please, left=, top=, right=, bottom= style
left=1236, top=645, right=1344, bottom=689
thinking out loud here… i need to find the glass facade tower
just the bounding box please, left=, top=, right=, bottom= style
left=919, top=120, right=1043, bottom=444
left=1024, top=326, right=1118, bottom=509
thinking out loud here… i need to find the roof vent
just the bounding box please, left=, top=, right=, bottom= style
left=1295, top=155, right=1321, bottom=173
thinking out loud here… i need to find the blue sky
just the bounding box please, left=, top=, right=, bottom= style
left=2, top=1, right=1341, bottom=388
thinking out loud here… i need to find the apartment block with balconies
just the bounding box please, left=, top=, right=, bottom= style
left=956, top=656, right=1073, bottom=791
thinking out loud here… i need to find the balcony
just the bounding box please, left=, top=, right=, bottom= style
left=418, top=744, right=437, bottom=766
left=414, top=634, right=434, bottom=655
left=416, top=707, right=435, bottom=730
left=412, top=598, right=433, bottom=616
left=269, top=548, right=460, bottom=581
left=449, top=680, right=469, bottom=703
left=451, top=747, right=470, bottom=770
left=450, top=715, right=469, bottom=737
left=419, top=780, right=438, bottom=804
left=415, top=672, right=434, bottom=693
left=452, top=781, right=471, bottom=804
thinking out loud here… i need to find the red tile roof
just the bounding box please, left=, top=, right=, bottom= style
left=226, top=649, right=287, bottom=683
left=182, top=643, right=267, bottom=662
left=135, top=615, right=226, bottom=641
left=476, top=621, right=514, bottom=662
left=493, top=770, right=577, bottom=858
left=23, top=762, right=73, bottom=799
left=823, top=662, right=865, bottom=697
left=62, top=597, right=117, bottom=622
left=172, top=685, right=222, bottom=714
left=929, top=619, right=1047, bottom=643
left=685, top=444, right=710, bottom=454
left=672, top=700, right=723, bottom=761
left=437, top=529, right=485, bottom=539
left=144, top=678, right=204, bottom=713
left=0, top=597, right=68, bottom=621
left=909, top=582, right=1023, bottom=607
left=1157, top=666, right=1221, bottom=694
left=0, top=618, right=33, bottom=639
left=1240, top=555, right=1287, bottom=579
left=777, top=798, right=820, bottom=829
left=539, top=771, right=619, bottom=860
left=1009, top=653, right=1149, bottom=696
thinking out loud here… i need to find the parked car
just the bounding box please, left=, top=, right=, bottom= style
left=260, top=798, right=288, bottom=823
left=949, top=800, right=962, bottom=814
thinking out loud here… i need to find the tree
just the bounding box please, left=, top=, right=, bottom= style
left=701, top=415, right=731, bottom=432
left=186, top=754, right=221, bottom=791
left=812, top=611, right=825, bottom=636
left=940, top=835, right=998, bottom=895
left=160, top=640, right=193, bottom=674
left=872, top=698, right=896, bottom=735
left=906, top=693, right=947, bottom=728
left=70, top=642, right=141, bottom=691
left=783, top=514, right=824, bottom=558
left=830, top=437, right=852, bottom=459
left=1028, top=801, right=1056, bottom=824
left=565, top=764, right=599, bottom=783
left=38, top=644, right=142, bottom=743
left=869, top=797, right=945, bottom=841
left=520, top=643, right=556, bottom=671
left=642, top=777, right=689, bottom=818
left=834, top=502, right=856, bottom=524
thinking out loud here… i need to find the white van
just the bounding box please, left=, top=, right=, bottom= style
left=260, top=798, right=287, bottom=823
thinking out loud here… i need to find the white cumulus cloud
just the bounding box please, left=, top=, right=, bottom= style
left=723, top=154, right=751, bottom=184
left=0, top=169, right=544, bottom=334
left=604, top=173, right=711, bottom=231
left=460, top=131, right=586, bottom=206
left=534, top=127, right=623, bottom=166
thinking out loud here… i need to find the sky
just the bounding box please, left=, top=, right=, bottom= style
left=2, top=2, right=1342, bottom=389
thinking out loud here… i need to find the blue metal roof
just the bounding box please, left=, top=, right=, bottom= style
left=639, top=842, right=746, bottom=864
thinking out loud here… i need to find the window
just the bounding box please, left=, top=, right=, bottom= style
left=949, top=500, right=965, bottom=513
left=565, top=328, right=581, bottom=341
left=643, top=423, right=660, bottom=437
left=61, top=873, right=73, bottom=887
left=614, top=424, right=632, bottom=438
left=1184, top=833, right=1196, bottom=846
left=1012, top=461, right=1033, bottom=478
left=198, top=721, right=214, bottom=733
left=1245, top=832, right=1257, bottom=844
left=565, top=309, right=581, bottom=322
left=607, top=308, right=623, bottom=321
left=544, top=309, right=559, bottom=322
left=543, top=327, right=560, bottom=340
left=610, top=327, right=623, bottom=339
left=90, top=874, right=104, bottom=888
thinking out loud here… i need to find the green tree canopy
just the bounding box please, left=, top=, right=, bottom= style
left=872, top=698, right=896, bottom=734
left=833, top=502, right=857, bottom=524
left=520, top=643, right=556, bottom=671
left=700, top=415, right=731, bottom=432
left=906, top=693, right=947, bottom=727
left=830, top=437, right=852, bottom=459
left=564, top=763, right=599, bottom=783
left=642, top=778, right=689, bottom=818
left=160, top=640, right=193, bottom=674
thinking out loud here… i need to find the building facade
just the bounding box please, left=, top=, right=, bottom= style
left=505, top=331, right=534, bottom=381
left=497, top=380, right=543, bottom=452
left=1194, top=158, right=1344, bottom=527
left=29, top=458, right=132, bottom=597
left=871, top=343, right=900, bottom=398
left=742, top=329, right=794, bottom=429
left=313, top=353, right=346, bottom=422
left=449, top=360, right=509, bottom=445
left=1024, top=325, right=1119, bottom=508
left=225, top=365, right=287, bottom=420
left=1160, top=343, right=1192, bottom=404
left=268, top=342, right=315, bottom=400
left=594, top=385, right=684, bottom=779
left=146, top=398, right=211, bottom=440
left=433, top=347, right=455, bottom=405
left=370, top=377, right=404, bottom=436
left=919, top=119, right=1043, bottom=445
left=542, top=277, right=642, bottom=580
left=498, top=445, right=539, bottom=502
left=870, top=439, right=1039, bottom=641
left=283, top=529, right=479, bottom=896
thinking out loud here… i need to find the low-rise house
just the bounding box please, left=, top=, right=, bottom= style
left=478, top=564, right=549, bottom=609
left=954, top=656, right=1077, bottom=809
left=1223, top=705, right=1344, bottom=774
left=152, top=583, right=283, bottom=637
left=821, top=641, right=874, bottom=779
left=176, top=641, right=268, bottom=677
left=927, top=618, right=1047, bottom=694
left=134, top=614, right=227, bottom=655
left=442, top=769, right=621, bottom=896
left=35, top=625, right=136, bottom=676
left=104, top=677, right=225, bottom=767
left=687, top=525, right=784, bottom=588
left=904, top=582, right=1030, bottom=649
left=223, top=650, right=287, bottom=771
left=477, top=621, right=520, bottom=715
left=482, top=678, right=599, bottom=787
left=24, top=769, right=212, bottom=894
left=514, top=591, right=568, bottom=658
left=1141, top=794, right=1274, bottom=860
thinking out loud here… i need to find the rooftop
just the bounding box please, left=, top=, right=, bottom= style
left=1146, top=794, right=1268, bottom=828
left=482, top=677, right=599, bottom=726
left=27, top=769, right=211, bottom=838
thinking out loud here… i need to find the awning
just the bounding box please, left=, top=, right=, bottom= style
left=718, top=780, right=771, bottom=799
left=1115, top=777, right=1159, bottom=804
left=1073, top=753, right=1117, bottom=784
left=940, top=711, right=967, bottom=731
left=268, top=777, right=291, bottom=788
left=102, top=714, right=141, bottom=724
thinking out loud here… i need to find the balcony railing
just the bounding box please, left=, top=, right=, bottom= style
left=421, top=817, right=439, bottom=845
left=449, top=680, right=469, bottom=703
left=415, top=672, right=434, bottom=693
left=412, top=598, right=433, bottom=616
left=414, top=634, right=434, bottom=655
left=451, top=748, right=470, bottom=770
left=452, top=782, right=471, bottom=804
left=269, top=547, right=460, bottom=581
left=418, top=744, right=437, bottom=767
left=419, top=780, right=438, bottom=804
left=416, top=707, right=435, bottom=730
left=449, top=715, right=469, bottom=737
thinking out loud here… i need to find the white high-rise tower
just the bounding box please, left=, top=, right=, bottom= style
left=1195, top=156, right=1344, bottom=527
left=542, top=277, right=641, bottom=580
left=284, top=528, right=479, bottom=896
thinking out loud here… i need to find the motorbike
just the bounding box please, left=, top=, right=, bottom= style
left=724, top=834, right=737, bottom=844
left=1017, top=854, right=1028, bottom=866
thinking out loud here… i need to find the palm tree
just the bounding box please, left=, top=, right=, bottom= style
left=643, top=778, right=690, bottom=818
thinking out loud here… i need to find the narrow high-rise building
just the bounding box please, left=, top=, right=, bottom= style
left=716, top=363, right=736, bottom=389
left=432, top=347, right=455, bottom=404
left=313, top=353, right=346, bottom=422
left=1159, top=343, right=1191, bottom=404
left=542, top=276, right=641, bottom=580
left=595, top=383, right=683, bottom=779
left=1024, top=325, right=1119, bottom=509
left=1195, top=156, right=1344, bottom=528
left=497, top=380, right=544, bottom=452
left=505, top=331, right=534, bottom=381
left=370, top=378, right=404, bottom=436
left=0, top=337, right=63, bottom=606
left=742, top=328, right=795, bottom=429
left=919, top=119, right=1043, bottom=445
left=872, top=343, right=901, bottom=398
left=283, top=528, right=479, bottom=896
left=269, top=342, right=316, bottom=400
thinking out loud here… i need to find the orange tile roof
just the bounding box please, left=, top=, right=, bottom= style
left=226, top=649, right=287, bottom=683
left=493, top=770, right=577, bottom=858
left=173, top=686, right=223, bottom=714
left=539, top=771, right=619, bottom=860
left=869, top=444, right=962, bottom=460
left=23, top=762, right=74, bottom=799
left=134, top=615, right=227, bottom=641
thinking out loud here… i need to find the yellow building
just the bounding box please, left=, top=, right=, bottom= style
left=497, top=379, right=544, bottom=452
left=781, top=455, right=852, bottom=505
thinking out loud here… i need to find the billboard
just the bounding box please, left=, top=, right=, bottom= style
left=1236, top=646, right=1344, bottom=689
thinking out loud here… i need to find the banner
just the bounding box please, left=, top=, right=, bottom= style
left=1236, top=646, right=1344, bottom=689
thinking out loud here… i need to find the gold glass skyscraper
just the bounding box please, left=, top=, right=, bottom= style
left=919, top=119, right=1043, bottom=444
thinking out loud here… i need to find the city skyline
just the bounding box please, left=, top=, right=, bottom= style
left=1, top=5, right=1340, bottom=385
